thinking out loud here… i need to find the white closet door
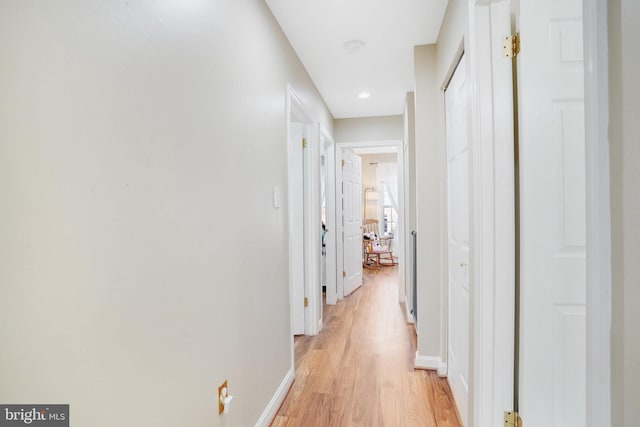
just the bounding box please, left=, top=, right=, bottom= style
left=445, top=55, right=470, bottom=426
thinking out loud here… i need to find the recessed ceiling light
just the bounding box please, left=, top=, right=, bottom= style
left=343, top=40, right=366, bottom=54
left=358, top=92, right=371, bottom=99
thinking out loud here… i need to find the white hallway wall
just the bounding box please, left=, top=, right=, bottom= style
left=414, top=43, right=443, bottom=369
left=0, top=1, right=332, bottom=426
left=413, top=0, right=468, bottom=372
left=334, top=115, right=404, bottom=143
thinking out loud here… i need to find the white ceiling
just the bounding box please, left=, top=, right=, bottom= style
left=265, top=0, right=449, bottom=119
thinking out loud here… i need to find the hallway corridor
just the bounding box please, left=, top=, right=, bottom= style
left=271, top=267, right=462, bottom=426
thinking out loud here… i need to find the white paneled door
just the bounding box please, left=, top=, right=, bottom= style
left=445, top=55, right=470, bottom=426
left=342, top=149, right=363, bottom=296
left=518, top=0, right=586, bottom=425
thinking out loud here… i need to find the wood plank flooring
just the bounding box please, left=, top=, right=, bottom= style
left=271, top=266, right=462, bottom=427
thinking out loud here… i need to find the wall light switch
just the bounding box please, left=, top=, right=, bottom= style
left=273, top=187, right=280, bottom=209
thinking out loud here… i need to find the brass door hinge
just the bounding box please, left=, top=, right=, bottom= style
left=503, top=33, right=520, bottom=58
left=343, top=270, right=347, bottom=278
left=341, top=159, right=345, bottom=168
left=304, top=297, right=309, bottom=307
left=504, top=411, right=523, bottom=427
left=302, top=138, right=307, bottom=149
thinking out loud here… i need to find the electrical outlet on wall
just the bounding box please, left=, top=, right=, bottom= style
left=217, top=380, right=227, bottom=415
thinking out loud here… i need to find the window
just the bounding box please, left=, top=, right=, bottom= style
left=383, top=205, right=397, bottom=237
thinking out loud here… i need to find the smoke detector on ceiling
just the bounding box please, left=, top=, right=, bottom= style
left=343, top=40, right=366, bottom=54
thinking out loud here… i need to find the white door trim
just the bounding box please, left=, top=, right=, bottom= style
left=335, top=147, right=345, bottom=301
left=396, top=138, right=407, bottom=304
left=321, top=127, right=339, bottom=306
left=286, top=85, right=323, bottom=339
left=304, top=121, right=322, bottom=336
left=335, top=140, right=406, bottom=302
left=467, top=1, right=516, bottom=425
left=583, top=0, right=611, bottom=425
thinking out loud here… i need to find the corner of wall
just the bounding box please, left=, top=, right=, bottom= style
left=254, top=369, right=295, bottom=427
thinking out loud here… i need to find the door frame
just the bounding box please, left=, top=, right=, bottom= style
left=467, top=0, right=518, bottom=425
left=583, top=0, right=611, bottom=424
left=286, top=85, right=323, bottom=338
left=321, top=127, right=339, bottom=306
left=335, top=140, right=406, bottom=302
left=335, top=146, right=345, bottom=300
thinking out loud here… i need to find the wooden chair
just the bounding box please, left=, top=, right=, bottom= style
left=362, top=219, right=395, bottom=267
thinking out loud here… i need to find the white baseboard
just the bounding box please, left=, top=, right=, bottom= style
left=254, top=368, right=294, bottom=427
left=414, top=353, right=447, bottom=377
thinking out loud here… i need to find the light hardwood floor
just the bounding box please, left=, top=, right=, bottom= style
left=271, top=266, right=462, bottom=427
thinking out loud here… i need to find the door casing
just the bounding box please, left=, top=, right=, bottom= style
left=286, top=85, right=323, bottom=340
left=583, top=0, right=612, bottom=425
left=335, top=140, right=406, bottom=302
left=321, top=128, right=339, bottom=306
left=467, top=1, right=517, bottom=425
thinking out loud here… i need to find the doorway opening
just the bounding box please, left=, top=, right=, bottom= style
left=286, top=86, right=323, bottom=343
left=320, top=129, right=338, bottom=306
left=334, top=141, right=407, bottom=307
